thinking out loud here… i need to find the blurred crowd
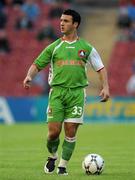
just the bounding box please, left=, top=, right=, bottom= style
left=0, top=0, right=72, bottom=54
left=0, top=0, right=73, bottom=96
left=117, top=0, right=135, bottom=96
left=126, top=59, right=135, bottom=96
left=117, top=0, right=135, bottom=41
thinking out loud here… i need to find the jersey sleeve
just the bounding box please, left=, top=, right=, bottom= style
left=34, top=45, right=52, bottom=70
left=88, top=47, right=104, bottom=71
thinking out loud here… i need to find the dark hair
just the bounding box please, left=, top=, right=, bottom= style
left=62, top=9, right=81, bottom=28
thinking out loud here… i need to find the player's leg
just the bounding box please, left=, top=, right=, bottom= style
left=44, top=87, right=64, bottom=174
left=57, top=122, right=80, bottom=175
left=44, top=122, right=62, bottom=174
left=47, top=122, right=62, bottom=158
left=57, top=88, right=85, bottom=175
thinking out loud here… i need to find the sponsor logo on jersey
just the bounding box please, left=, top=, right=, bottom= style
left=78, top=50, right=86, bottom=58
left=56, top=60, right=85, bottom=67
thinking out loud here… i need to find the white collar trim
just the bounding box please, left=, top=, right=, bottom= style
left=64, top=40, right=77, bottom=44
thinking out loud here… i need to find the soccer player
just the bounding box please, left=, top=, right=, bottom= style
left=23, top=9, right=110, bottom=175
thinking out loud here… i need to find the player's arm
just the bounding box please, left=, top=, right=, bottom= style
left=23, top=64, right=39, bottom=89
left=88, top=47, right=110, bottom=102
left=97, top=68, right=109, bottom=102
left=23, top=44, right=52, bottom=89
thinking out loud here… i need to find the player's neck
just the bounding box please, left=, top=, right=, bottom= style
left=62, top=32, right=79, bottom=42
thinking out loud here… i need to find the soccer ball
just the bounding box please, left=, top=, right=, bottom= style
left=82, top=153, right=104, bottom=175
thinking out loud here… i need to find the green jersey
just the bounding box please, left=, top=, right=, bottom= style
left=34, top=38, right=104, bottom=88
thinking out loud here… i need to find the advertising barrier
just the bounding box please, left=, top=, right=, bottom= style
left=85, top=96, right=135, bottom=122
left=0, top=96, right=135, bottom=124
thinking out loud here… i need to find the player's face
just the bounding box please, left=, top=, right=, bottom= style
left=60, top=14, right=77, bottom=35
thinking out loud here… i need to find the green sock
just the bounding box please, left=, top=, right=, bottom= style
left=47, top=138, right=60, bottom=154
left=62, top=138, right=76, bottom=161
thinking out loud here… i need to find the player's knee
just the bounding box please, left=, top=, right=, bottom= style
left=48, top=122, right=62, bottom=140
left=64, top=123, right=79, bottom=137
left=65, top=131, right=76, bottom=138
left=48, top=130, right=60, bottom=140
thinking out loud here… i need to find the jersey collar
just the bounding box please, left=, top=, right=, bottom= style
left=61, top=36, right=79, bottom=44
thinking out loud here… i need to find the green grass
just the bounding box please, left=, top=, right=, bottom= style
left=0, top=123, right=135, bottom=180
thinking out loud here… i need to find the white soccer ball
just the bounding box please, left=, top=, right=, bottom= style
left=82, top=153, right=105, bottom=175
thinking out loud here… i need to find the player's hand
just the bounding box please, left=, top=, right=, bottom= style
left=23, top=76, right=32, bottom=89
left=99, top=87, right=110, bottom=102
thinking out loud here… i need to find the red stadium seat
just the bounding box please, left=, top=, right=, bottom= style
left=108, top=41, right=135, bottom=96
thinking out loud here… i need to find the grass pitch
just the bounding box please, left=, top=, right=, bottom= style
left=0, top=123, right=135, bottom=180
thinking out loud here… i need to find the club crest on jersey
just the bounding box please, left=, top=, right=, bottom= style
left=78, top=50, right=86, bottom=58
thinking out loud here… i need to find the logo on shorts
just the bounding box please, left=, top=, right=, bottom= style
left=47, top=107, right=53, bottom=117
left=78, top=50, right=86, bottom=58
